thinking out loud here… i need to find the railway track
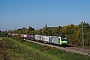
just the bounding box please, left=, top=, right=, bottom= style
left=26, top=40, right=90, bottom=57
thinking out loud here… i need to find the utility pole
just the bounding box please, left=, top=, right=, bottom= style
left=81, top=21, right=90, bottom=54
left=82, top=21, right=84, bottom=54
left=37, top=27, right=38, bottom=42
left=60, top=28, right=62, bottom=36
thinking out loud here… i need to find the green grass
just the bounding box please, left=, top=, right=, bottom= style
left=0, top=37, right=90, bottom=60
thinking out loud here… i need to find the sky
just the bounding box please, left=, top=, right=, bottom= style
left=0, top=0, right=90, bottom=31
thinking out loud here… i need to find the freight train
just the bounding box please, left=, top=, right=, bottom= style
left=21, top=34, right=68, bottom=45
left=8, top=33, right=68, bottom=45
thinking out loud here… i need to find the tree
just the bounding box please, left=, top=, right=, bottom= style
left=42, top=27, right=52, bottom=36
left=52, top=27, right=59, bottom=36
left=28, top=26, right=35, bottom=34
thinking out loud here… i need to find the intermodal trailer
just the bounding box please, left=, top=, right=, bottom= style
left=41, top=36, right=50, bottom=43
left=35, top=35, right=41, bottom=41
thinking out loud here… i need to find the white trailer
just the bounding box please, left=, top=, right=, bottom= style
left=42, top=36, right=50, bottom=43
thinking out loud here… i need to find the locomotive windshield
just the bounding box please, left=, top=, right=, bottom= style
left=61, top=36, right=67, bottom=41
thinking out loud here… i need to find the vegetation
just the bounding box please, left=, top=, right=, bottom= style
left=0, top=21, right=90, bottom=47
left=0, top=37, right=90, bottom=60
left=0, top=31, right=8, bottom=37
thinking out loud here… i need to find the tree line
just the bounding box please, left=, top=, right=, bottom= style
left=0, top=22, right=90, bottom=47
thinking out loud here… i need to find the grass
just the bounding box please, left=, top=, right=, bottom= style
left=0, top=37, right=90, bottom=60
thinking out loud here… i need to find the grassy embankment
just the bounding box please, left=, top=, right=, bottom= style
left=0, top=37, right=90, bottom=60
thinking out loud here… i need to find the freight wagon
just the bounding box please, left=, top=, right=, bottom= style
left=28, top=35, right=35, bottom=40
left=21, top=34, right=28, bottom=41
left=35, top=35, right=42, bottom=41
left=41, top=35, right=50, bottom=43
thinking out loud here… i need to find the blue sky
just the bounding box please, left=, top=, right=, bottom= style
left=0, top=0, right=90, bottom=31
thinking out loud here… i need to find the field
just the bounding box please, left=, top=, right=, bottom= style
left=0, top=37, right=90, bottom=60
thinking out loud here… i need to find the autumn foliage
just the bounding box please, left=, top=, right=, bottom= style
left=0, top=22, right=90, bottom=47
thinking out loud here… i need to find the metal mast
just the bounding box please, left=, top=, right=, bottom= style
left=82, top=21, right=84, bottom=54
